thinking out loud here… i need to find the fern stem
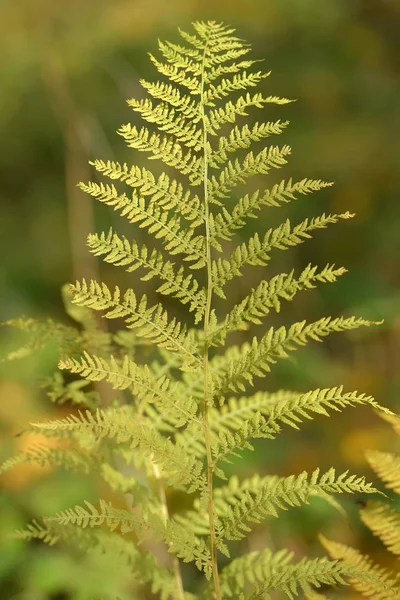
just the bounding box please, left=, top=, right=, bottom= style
left=151, top=462, right=185, bottom=600
left=200, top=27, right=222, bottom=600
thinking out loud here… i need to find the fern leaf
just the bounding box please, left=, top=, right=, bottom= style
left=91, top=530, right=185, bottom=600
left=360, top=501, right=400, bottom=557
left=365, top=450, right=400, bottom=494
left=0, top=445, right=97, bottom=476
left=204, top=71, right=272, bottom=105
left=212, top=212, right=354, bottom=293
left=218, top=548, right=348, bottom=598
left=209, top=264, right=347, bottom=346
left=140, top=79, right=200, bottom=119
left=210, top=412, right=280, bottom=475
left=12, top=519, right=90, bottom=547
left=179, top=386, right=389, bottom=462
left=205, top=92, right=293, bottom=133
left=127, top=97, right=203, bottom=150
left=87, top=230, right=206, bottom=321
left=59, top=351, right=199, bottom=427
left=118, top=124, right=203, bottom=183
left=209, top=145, right=291, bottom=201
left=70, top=280, right=200, bottom=368
left=148, top=54, right=201, bottom=93
left=165, top=519, right=213, bottom=578
left=1, top=317, right=80, bottom=362
left=212, top=316, right=376, bottom=400
left=209, top=120, right=290, bottom=166
left=216, top=468, right=378, bottom=541
left=45, top=498, right=154, bottom=536
left=79, top=183, right=205, bottom=266
left=321, top=536, right=400, bottom=599
left=210, top=178, right=333, bottom=245
left=31, top=409, right=204, bottom=490
left=87, top=159, right=204, bottom=224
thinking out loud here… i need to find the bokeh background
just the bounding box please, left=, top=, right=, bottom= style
left=1, top=0, right=399, bottom=598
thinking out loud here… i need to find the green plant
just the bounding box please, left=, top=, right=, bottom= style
left=2, top=21, right=395, bottom=600
left=322, top=411, right=400, bottom=599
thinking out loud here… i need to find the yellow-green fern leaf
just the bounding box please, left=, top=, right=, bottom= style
left=212, top=212, right=354, bottom=294
left=321, top=536, right=400, bottom=599
left=0, top=445, right=98, bottom=476
left=59, top=351, right=199, bottom=427
left=218, top=548, right=349, bottom=599
left=118, top=124, right=203, bottom=183
left=210, top=120, right=290, bottom=166
left=210, top=178, right=333, bottom=244
left=70, top=279, right=200, bottom=368
left=366, top=450, right=400, bottom=494
left=79, top=183, right=206, bottom=266
left=212, top=316, right=377, bottom=400
left=216, top=468, right=378, bottom=541
left=209, top=145, right=291, bottom=201
left=127, top=97, right=203, bottom=150
left=87, top=230, right=206, bottom=321
left=205, top=91, right=293, bottom=133
left=87, top=159, right=204, bottom=224
left=360, top=501, right=400, bottom=557
left=209, top=264, right=347, bottom=345
left=31, top=409, right=204, bottom=491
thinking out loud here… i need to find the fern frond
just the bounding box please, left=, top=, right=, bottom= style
left=12, top=519, right=87, bottom=546
left=31, top=409, right=204, bottom=490
left=212, top=212, right=354, bottom=294
left=59, top=351, right=199, bottom=427
left=148, top=54, right=202, bottom=93
left=127, top=97, right=203, bottom=150
left=210, top=178, right=333, bottom=244
left=205, top=59, right=261, bottom=83
left=209, top=120, right=290, bottom=166
left=0, top=445, right=97, bottom=476
left=209, top=145, right=291, bottom=201
left=218, top=547, right=348, bottom=598
left=365, top=450, right=400, bottom=494
left=87, top=159, right=204, bottom=224
left=321, top=536, right=400, bottom=599
left=205, top=92, right=293, bottom=134
left=165, top=519, right=213, bottom=578
left=157, top=39, right=203, bottom=65
left=210, top=412, right=279, bottom=476
left=79, top=183, right=205, bottom=266
left=204, top=71, right=272, bottom=105
left=209, top=264, right=347, bottom=345
left=140, top=79, right=200, bottom=119
left=118, top=124, right=203, bottom=183
left=1, top=317, right=80, bottom=361
left=87, top=230, right=206, bottom=321
left=216, top=468, right=378, bottom=541
left=360, top=502, right=400, bottom=557
left=42, top=372, right=99, bottom=408
left=179, top=386, right=389, bottom=462
left=212, top=316, right=376, bottom=400
left=45, top=498, right=155, bottom=536
left=70, top=280, right=200, bottom=368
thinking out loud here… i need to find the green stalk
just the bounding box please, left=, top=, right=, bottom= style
left=200, top=29, right=222, bottom=600
left=151, top=462, right=185, bottom=600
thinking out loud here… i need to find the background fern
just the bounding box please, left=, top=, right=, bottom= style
left=322, top=411, right=400, bottom=599
left=1, top=19, right=397, bottom=600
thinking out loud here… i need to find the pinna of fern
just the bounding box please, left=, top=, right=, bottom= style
left=1, top=20, right=395, bottom=600
left=322, top=411, right=400, bottom=599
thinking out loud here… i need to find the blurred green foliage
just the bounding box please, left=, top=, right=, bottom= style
left=1, top=1, right=399, bottom=598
